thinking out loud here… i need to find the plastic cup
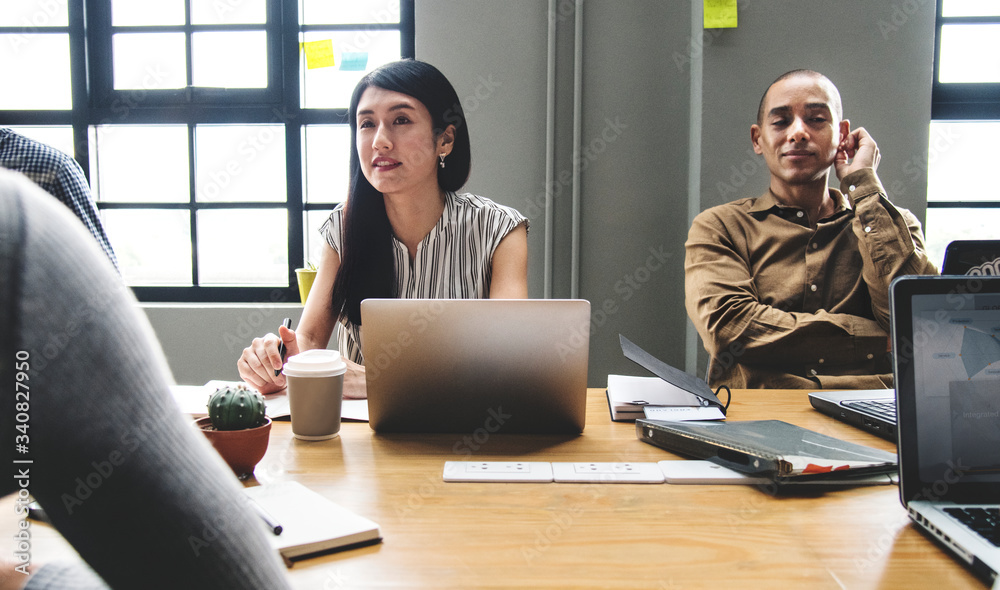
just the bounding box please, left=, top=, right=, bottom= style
left=282, top=349, right=347, bottom=440
left=295, top=268, right=318, bottom=305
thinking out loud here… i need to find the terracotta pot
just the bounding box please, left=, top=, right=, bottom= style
left=195, top=416, right=271, bottom=478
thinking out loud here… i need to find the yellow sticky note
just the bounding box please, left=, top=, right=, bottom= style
left=704, top=0, right=737, bottom=29
left=302, top=39, right=335, bottom=69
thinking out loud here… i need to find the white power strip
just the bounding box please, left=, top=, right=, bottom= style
left=442, top=461, right=554, bottom=482
left=552, top=462, right=665, bottom=483
left=442, top=461, right=665, bottom=483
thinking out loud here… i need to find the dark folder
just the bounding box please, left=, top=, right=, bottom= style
left=635, top=418, right=897, bottom=486
left=619, top=334, right=727, bottom=415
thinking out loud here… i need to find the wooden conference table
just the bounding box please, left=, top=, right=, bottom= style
left=2, top=389, right=986, bottom=588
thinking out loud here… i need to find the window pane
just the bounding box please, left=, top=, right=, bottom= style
left=7, top=126, right=75, bottom=158
left=113, top=33, right=187, bottom=90
left=939, top=24, right=1000, bottom=83
left=925, top=208, right=1000, bottom=269
left=197, top=209, right=288, bottom=286
left=92, top=125, right=190, bottom=203
left=0, top=0, right=69, bottom=26
left=305, top=209, right=333, bottom=269
left=112, top=0, right=184, bottom=26
left=192, top=31, right=267, bottom=88
left=103, top=209, right=192, bottom=286
left=195, top=124, right=286, bottom=203
left=942, top=0, right=1000, bottom=17
left=192, top=0, right=266, bottom=24
left=303, top=125, right=351, bottom=203
left=0, top=34, right=71, bottom=109
left=926, top=121, right=1000, bottom=202
left=301, top=0, right=400, bottom=25
left=300, top=30, right=400, bottom=108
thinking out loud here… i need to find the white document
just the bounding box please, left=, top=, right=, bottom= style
left=643, top=405, right=726, bottom=422
left=607, top=374, right=703, bottom=406
left=172, top=381, right=369, bottom=422
left=606, top=374, right=709, bottom=420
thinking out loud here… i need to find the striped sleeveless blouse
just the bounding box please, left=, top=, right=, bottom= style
left=320, top=192, right=528, bottom=364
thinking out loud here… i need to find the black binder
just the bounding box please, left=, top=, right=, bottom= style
left=636, top=418, right=897, bottom=486
left=619, top=334, right=727, bottom=415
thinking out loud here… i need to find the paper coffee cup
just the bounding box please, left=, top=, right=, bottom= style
left=282, top=349, right=347, bottom=440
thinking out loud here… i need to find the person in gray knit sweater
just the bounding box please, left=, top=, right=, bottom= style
left=0, top=168, right=290, bottom=589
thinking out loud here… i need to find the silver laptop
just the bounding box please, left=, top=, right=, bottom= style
left=891, top=275, right=1000, bottom=584
left=359, top=299, right=590, bottom=434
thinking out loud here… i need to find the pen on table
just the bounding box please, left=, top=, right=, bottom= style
left=275, top=317, right=291, bottom=376
left=249, top=498, right=283, bottom=536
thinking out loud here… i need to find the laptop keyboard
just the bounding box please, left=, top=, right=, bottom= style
left=842, top=399, right=897, bottom=422
left=943, top=507, right=1000, bottom=546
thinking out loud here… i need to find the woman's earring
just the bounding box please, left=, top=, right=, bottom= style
left=439, top=154, right=446, bottom=169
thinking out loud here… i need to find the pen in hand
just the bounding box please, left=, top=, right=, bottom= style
left=275, top=317, right=291, bottom=377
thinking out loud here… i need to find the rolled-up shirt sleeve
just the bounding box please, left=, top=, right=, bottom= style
left=843, top=168, right=939, bottom=330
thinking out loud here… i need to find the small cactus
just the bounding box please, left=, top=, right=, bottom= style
left=207, top=385, right=266, bottom=431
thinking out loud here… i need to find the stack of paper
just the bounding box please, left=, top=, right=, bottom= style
left=170, top=381, right=369, bottom=422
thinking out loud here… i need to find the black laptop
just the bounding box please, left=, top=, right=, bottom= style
left=942, top=240, right=1000, bottom=276
left=890, top=275, right=1000, bottom=584
left=809, top=239, right=1000, bottom=440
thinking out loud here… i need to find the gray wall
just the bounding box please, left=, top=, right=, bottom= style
left=146, top=1, right=935, bottom=387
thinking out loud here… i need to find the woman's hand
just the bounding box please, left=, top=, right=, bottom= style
left=237, top=325, right=300, bottom=394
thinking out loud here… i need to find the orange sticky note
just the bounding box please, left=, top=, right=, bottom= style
left=704, top=0, right=737, bottom=29
left=302, top=39, right=335, bottom=69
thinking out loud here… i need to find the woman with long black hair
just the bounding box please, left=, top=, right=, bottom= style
left=239, top=60, right=528, bottom=396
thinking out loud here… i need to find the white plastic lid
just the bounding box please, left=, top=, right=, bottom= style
left=281, top=349, right=347, bottom=377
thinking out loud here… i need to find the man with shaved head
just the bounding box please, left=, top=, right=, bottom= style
left=685, top=70, right=937, bottom=389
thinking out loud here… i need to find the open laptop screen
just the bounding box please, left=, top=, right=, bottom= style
left=892, top=276, right=1000, bottom=501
